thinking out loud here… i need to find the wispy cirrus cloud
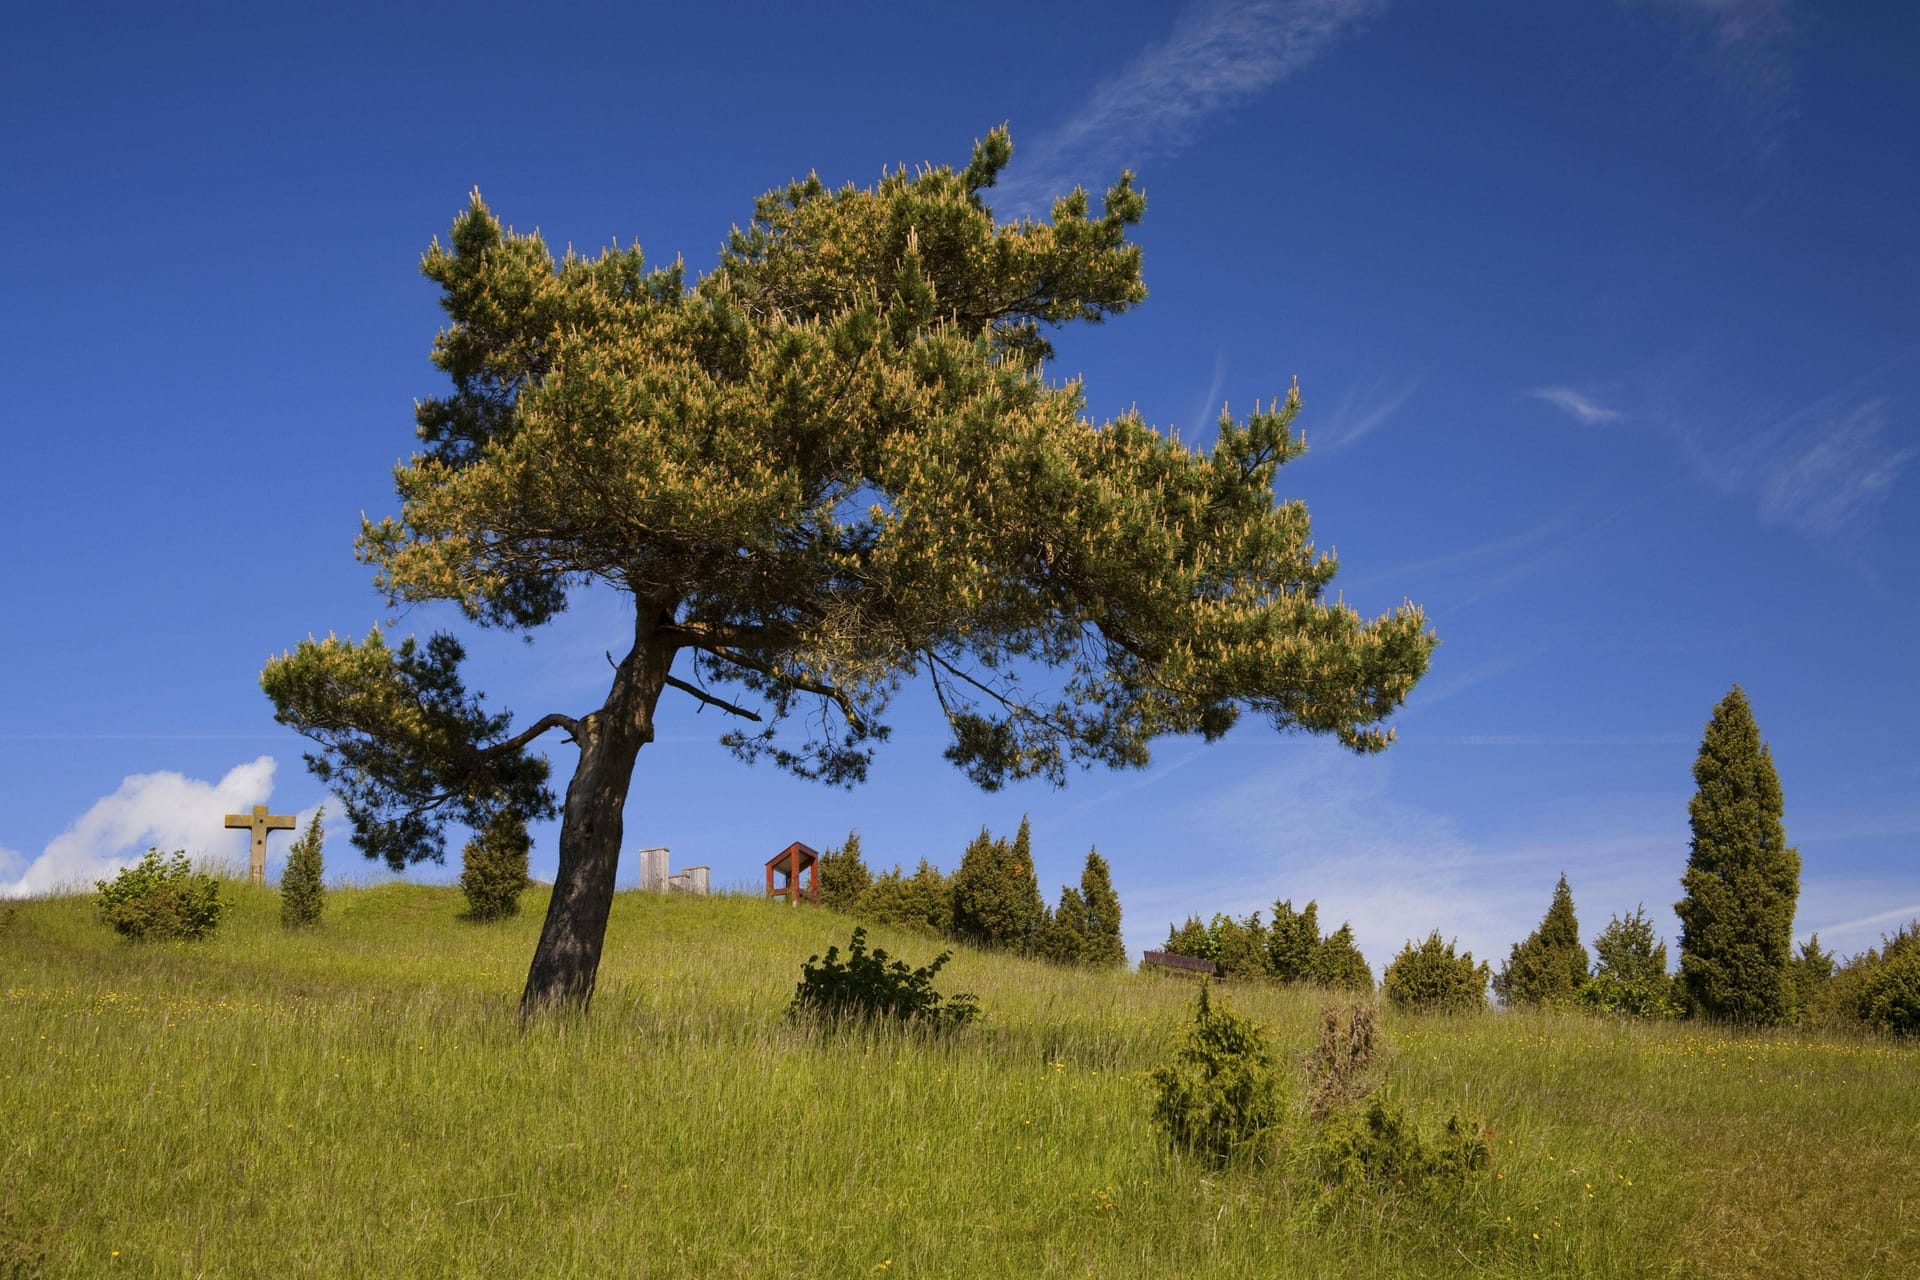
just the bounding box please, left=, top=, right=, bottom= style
left=1313, top=376, right=1421, bottom=452
left=1625, top=0, right=1798, bottom=159
left=1686, top=394, right=1915, bottom=538
left=1529, top=385, right=1625, bottom=425
left=994, top=0, right=1388, bottom=215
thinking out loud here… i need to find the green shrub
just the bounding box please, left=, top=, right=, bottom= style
left=816, top=829, right=873, bottom=913
left=94, top=849, right=226, bottom=942
left=459, top=810, right=530, bottom=921
left=1382, top=932, right=1489, bottom=1013
left=1578, top=906, right=1679, bottom=1019
left=279, top=807, right=326, bottom=929
left=1207, top=911, right=1273, bottom=979
left=855, top=858, right=952, bottom=934
left=788, top=927, right=978, bottom=1031
left=1862, top=949, right=1920, bottom=1037
left=1304, top=1091, right=1491, bottom=1202
left=1148, top=982, right=1281, bottom=1165
left=1310, top=924, right=1376, bottom=992
left=1162, top=914, right=1214, bottom=961
left=1266, top=900, right=1376, bottom=991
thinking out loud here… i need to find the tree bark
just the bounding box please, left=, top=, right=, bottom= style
left=519, top=609, right=673, bottom=1020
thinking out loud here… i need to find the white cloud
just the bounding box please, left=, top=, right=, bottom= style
left=995, top=0, right=1387, bottom=215
left=1, top=757, right=279, bottom=897
left=1529, top=386, right=1625, bottom=425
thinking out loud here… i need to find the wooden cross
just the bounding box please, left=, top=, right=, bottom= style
left=225, top=804, right=297, bottom=886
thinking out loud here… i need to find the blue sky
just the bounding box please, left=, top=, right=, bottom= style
left=3, top=0, right=1915, bottom=973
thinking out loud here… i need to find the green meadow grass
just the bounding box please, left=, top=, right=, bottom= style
left=3, top=882, right=1916, bottom=1278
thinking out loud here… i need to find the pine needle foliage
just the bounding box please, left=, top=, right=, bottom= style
left=257, top=126, right=1434, bottom=1016
left=1493, top=874, right=1589, bottom=1008
left=279, top=808, right=327, bottom=930
left=1675, top=687, right=1800, bottom=1025
left=459, top=810, right=531, bottom=922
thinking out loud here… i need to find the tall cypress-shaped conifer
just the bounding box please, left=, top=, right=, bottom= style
left=279, top=807, right=326, bottom=929
left=1078, top=849, right=1126, bottom=966
left=1675, top=686, right=1800, bottom=1025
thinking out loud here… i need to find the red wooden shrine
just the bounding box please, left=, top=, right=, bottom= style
left=765, top=841, right=821, bottom=905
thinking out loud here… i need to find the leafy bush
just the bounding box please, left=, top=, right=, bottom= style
left=1382, top=933, right=1489, bottom=1013
left=788, top=927, right=978, bottom=1031
left=1304, top=1091, right=1491, bottom=1202
left=279, top=807, right=326, bottom=929
left=459, top=810, right=530, bottom=921
left=1148, top=983, right=1281, bottom=1165
left=95, top=849, right=226, bottom=942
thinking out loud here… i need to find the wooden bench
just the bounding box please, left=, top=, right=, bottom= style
left=1140, top=949, right=1217, bottom=976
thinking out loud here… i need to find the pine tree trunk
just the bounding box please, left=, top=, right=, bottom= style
left=519, top=613, right=671, bottom=1020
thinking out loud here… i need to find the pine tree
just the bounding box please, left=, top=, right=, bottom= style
left=1077, top=849, right=1126, bottom=966
left=260, top=129, right=1435, bottom=1017
left=1493, top=874, right=1590, bottom=1007
left=279, top=807, right=327, bottom=930
left=949, top=818, right=1046, bottom=951
left=459, top=810, right=532, bottom=921
left=1675, top=686, right=1800, bottom=1025
left=816, top=829, right=873, bottom=912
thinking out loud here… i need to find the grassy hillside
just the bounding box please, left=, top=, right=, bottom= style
left=3, top=882, right=1916, bottom=1279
